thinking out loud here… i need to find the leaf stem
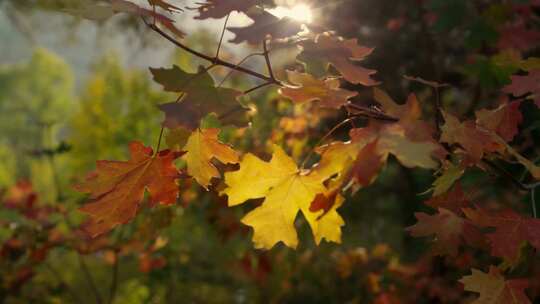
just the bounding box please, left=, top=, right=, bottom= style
left=300, top=118, right=354, bottom=169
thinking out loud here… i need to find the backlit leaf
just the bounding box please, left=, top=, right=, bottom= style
left=183, top=128, right=239, bottom=189
left=221, top=145, right=344, bottom=249
left=75, top=142, right=181, bottom=237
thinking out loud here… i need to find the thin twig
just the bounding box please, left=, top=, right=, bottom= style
left=346, top=103, right=399, bottom=122
left=242, top=81, right=274, bottom=95
left=217, top=52, right=265, bottom=87
left=215, top=13, right=230, bottom=60
left=262, top=39, right=275, bottom=80
left=483, top=159, right=527, bottom=191
left=78, top=255, right=103, bottom=304
left=300, top=118, right=355, bottom=169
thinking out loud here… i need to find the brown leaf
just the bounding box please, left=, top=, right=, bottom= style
left=440, top=111, right=501, bottom=162
left=407, top=208, right=477, bottom=257
left=503, top=70, right=540, bottom=107
left=460, top=266, right=531, bottom=304
left=298, top=33, right=379, bottom=86
left=150, top=65, right=246, bottom=130
left=475, top=100, right=523, bottom=142
left=425, top=183, right=469, bottom=214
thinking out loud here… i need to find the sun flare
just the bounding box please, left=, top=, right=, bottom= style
left=269, top=4, right=313, bottom=23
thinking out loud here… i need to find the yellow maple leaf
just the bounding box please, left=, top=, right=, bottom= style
left=183, top=128, right=239, bottom=189
left=221, top=145, right=345, bottom=249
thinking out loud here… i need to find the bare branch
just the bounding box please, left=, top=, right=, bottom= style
left=143, top=18, right=281, bottom=86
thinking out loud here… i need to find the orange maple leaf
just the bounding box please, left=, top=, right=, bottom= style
left=460, top=266, right=531, bottom=304
left=75, top=141, right=181, bottom=237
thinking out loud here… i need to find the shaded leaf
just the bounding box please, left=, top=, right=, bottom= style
left=464, top=208, right=540, bottom=263
left=476, top=100, right=522, bottom=142
left=503, top=70, right=540, bottom=107
left=150, top=65, right=246, bottom=130
left=440, top=111, right=500, bottom=161
left=426, top=182, right=469, bottom=214
left=298, top=34, right=379, bottom=86
left=407, top=208, right=478, bottom=256
left=460, top=266, right=530, bottom=304
left=228, top=10, right=302, bottom=44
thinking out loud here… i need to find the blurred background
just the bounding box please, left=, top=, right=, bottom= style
left=0, top=0, right=539, bottom=303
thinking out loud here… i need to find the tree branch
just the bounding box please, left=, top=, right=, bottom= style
left=143, top=19, right=281, bottom=86
left=78, top=255, right=103, bottom=304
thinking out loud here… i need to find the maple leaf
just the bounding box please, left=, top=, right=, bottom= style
left=475, top=100, right=523, bottom=142
left=464, top=208, right=540, bottom=263
left=459, top=266, right=531, bottom=304
left=503, top=70, right=540, bottom=107
left=221, top=145, right=345, bottom=249
left=347, top=89, right=443, bottom=186
left=192, top=0, right=263, bottom=20
left=298, top=33, right=379, bottom=86
left=147, top=0, right=182, bottom=12
left=440, top=111, right=501, bottom=162
left=425, top=183, right=469, bottom=214
left=351, top=140, right=384, bottom=187
left=407, top=208, right=479, bottom=256
left=227, top=10, right=302, bottom=44
left=279, top=71, right=357, bottom=108
left=150, top=65, right=246, bottom=130
left=350, top=124, right=441, bottom=170
left=75, top=141, right=181, bottom=237
left=183, top=128, right=239, bottom=189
